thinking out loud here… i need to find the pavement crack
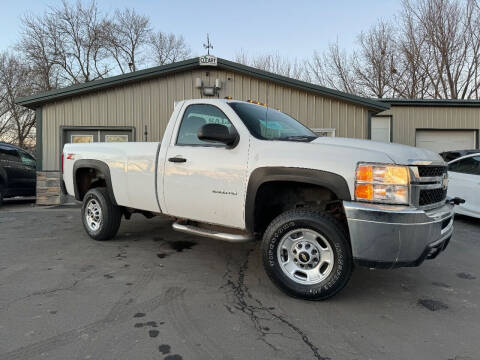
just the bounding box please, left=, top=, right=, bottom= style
left=0, top=275, right=88, bottom=311
left=222, top=248, right=330, bottom=360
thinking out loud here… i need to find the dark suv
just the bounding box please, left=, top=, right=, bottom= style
left=0, top=142, right=36, bottom=205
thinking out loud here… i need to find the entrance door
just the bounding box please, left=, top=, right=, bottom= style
left=371, top=116, right=391, bottom=142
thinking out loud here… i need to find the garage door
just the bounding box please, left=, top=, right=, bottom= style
left=415, top=130, right=477, bottom=153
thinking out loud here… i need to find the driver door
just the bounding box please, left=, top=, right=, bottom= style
left=163, top=103, right=250, bottom=229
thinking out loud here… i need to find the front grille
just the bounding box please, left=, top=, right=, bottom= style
left=417, top=166, right=447, bottom=177
left=419, top=188, right=447, bottom=206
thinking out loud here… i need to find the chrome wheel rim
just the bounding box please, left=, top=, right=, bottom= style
left=85, top=199, right=102, bottom=232
left=277, top=228, right=335, bottom=285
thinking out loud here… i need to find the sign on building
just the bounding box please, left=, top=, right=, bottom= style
left=199, top=55, right=217, bottom=66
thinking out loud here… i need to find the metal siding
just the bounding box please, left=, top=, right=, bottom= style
left=41, top=69, right=370, bottom=170
left=380, top=106, right=480, bottom=147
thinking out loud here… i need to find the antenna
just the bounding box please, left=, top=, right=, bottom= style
left=203, top=33, right=213, bottom=55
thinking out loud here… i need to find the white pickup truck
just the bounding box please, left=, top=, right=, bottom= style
left=62, top=99, right=458, bottom=300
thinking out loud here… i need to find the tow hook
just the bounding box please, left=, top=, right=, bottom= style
left=448, top=197, right=466, bottom=205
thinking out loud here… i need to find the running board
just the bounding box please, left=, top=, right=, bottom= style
left=172, top=222, right=253, bottom=242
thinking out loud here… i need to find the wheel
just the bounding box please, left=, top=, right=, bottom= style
left=81, top=187, right=122, bottom=240
left=0, top=189, right=3, bottom=207
left=262, top=208, right=353, bottom=300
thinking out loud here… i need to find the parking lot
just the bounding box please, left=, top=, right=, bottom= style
left=0, top=203, right=479, bottom=360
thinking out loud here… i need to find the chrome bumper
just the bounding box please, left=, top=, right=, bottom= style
left=343, top=201, right=455, bottom=269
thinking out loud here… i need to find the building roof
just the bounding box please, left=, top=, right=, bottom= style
left=381, top=98, right=480, bottom=107
left=16, top=57, right=390, bottom=112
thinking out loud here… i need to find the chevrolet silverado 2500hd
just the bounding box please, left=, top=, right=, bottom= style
left=62, top=99, right=456, bottom=300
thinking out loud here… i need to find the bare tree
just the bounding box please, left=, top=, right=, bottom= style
left=308, top=43, right=359, bottom=94
left=18, top=15, right=60, bottom=91
left=51, top=0, right=111, bottom=84
left=103, top=9, right=151, bottom=73
left=310, top=0, right=480, bottom=100
left=149, top=31, right=191, bottom=66
left=352, top=21, right=398, bottom=98
left=0, top=52, right=35, bottom=148
left=235, top=50, right=308, bottom=80
left=19, top=0, right=112, bottom=86
left=403, top=0, right=480, bottom=99
left=393, top=6, right=431, bottom=98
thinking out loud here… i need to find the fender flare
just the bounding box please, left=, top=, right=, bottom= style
left=244, top=167, right=351, bottom=233
left=73, top=159, right=117, bottom=205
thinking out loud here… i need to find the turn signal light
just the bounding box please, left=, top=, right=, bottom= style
left=355, top=184, right=373, bottom=201
left=356, top=165, right=373, bottom=182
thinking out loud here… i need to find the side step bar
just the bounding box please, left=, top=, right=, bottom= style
left=172, top=222, right=253, bottom=242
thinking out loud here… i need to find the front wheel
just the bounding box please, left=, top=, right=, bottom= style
left=262, top=209, right=353, bottom=300
left=81, top=188, right=122, bottom=240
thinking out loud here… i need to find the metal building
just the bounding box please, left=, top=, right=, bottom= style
left=16, top=56, right=480, bottom=204
left=372, top=99, right=480, bottom=152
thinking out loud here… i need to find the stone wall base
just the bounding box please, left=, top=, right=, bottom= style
left=37, top=171, right=63, bottom=205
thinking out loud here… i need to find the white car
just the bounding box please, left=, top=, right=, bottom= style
left=448, top=153, right=480, bottom=218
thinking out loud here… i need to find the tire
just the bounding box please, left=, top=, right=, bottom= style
left=262, top=208, right=353, bottom=300
left=0, top=189, right=3, bottom=207
left=81, top=187, right=122, bottom=241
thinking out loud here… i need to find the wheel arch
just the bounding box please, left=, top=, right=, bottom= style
left=245, top=167, right=351, bottom=234
left=73, top=159, right=117, bottom=205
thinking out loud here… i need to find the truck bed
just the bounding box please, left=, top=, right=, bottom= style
left=63, top=142, right=162, bottom=212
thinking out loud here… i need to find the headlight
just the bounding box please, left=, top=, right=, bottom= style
left=355, top=163, right=410, bottom=204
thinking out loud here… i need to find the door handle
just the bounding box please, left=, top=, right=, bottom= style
left=168, top=156, right=187, bottom=163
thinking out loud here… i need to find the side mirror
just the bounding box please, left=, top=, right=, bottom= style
left=197, top=123, right=238, bottom=146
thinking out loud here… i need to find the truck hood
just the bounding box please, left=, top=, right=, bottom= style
left=312, top=137, right=445, bottom=165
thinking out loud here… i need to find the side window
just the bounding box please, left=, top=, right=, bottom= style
left=18, top=150, right=36, bottom=167
left=176, top=104, right=234, bottom=146
left=448, top=156, right=480, bottom=175
left=0, top=146, right=21, bottom=162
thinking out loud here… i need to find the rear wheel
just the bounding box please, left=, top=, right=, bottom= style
left=262, top=208, right=352, bottom=300
left=81, top=187, right=121, bottom=240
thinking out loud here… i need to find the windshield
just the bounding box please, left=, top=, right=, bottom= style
left=228, top=102, right=317, bottom=141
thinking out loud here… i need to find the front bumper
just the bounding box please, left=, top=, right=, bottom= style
left=343, top=200, right=454, bottom=269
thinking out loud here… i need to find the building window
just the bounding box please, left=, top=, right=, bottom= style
left=371, top=116, right=392, bottom=142
left=71, top=135, right=94, bottom=143
left=312, top=128, right=336, bottom=137
left=105, top=135, right=129, bottom=142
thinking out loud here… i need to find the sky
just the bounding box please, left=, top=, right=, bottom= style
left=0, top=0, right=402, bottom=61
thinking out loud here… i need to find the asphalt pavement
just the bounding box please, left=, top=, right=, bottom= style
left=0, top=202, right=479, bottom=360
